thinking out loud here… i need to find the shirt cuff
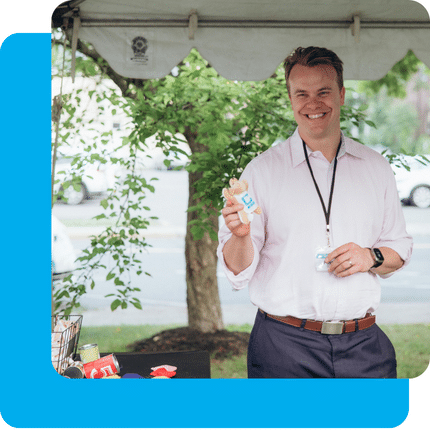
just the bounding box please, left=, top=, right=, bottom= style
left=374, top=239, right=413, bottom=279
left=217, top=236, right=260, bottom=290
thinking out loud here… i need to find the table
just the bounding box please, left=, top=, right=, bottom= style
left=79, top=350, right=211, bottom=378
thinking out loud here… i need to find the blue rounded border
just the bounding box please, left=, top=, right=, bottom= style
left=0, top=33, right=409, bottom=428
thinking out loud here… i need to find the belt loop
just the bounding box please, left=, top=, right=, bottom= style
left=354, top=319, right=359, bottom=332
left=259, top=309, right=267, bottom=319
left=300, top=319, right=307, bottom=329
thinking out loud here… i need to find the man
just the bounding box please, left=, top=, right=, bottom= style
left=217, top=46, right=413, bottom=378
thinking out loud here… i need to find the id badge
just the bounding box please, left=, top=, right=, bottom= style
left=315, top=246, right=333, bottom=272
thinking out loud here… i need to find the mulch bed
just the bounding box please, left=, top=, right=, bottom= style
left=128, top=326, right=250, bottom=359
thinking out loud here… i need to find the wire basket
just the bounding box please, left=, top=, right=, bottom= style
left=51, top=314, right=83, bottom=374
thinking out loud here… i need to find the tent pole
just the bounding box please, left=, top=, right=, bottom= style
left=71, top=14, right=81, bottom=83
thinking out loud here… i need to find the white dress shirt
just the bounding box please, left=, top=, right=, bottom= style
left=217, top=128, right=413, bottom=321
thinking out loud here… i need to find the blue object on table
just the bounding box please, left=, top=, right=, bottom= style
left=122, top=373, right=147, bottom=379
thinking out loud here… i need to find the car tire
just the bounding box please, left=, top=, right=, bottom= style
left=410, top=185, right=430, bottom=209
left=62, top=182, right=88, bottom=205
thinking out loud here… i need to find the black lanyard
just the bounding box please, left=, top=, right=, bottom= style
left=302, top=137, right=342, bottom=247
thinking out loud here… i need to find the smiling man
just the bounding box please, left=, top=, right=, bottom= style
left=218, top=46, right=413, bottom=378
left=288, top=62, right=345, bottom=161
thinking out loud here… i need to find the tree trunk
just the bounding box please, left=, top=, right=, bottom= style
left=184, top=130, right=224, bottom=333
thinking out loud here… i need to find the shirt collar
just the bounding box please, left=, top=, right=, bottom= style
left=290, top=127, right=365, bottom=167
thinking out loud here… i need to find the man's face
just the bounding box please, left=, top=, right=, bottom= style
left=288, top=64, right=345, bottom=142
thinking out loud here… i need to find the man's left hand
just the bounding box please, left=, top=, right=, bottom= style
left=326, top=243, right=374, bottom=277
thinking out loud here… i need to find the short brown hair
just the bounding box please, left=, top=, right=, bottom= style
left=284, top=46, right=344, bottom=92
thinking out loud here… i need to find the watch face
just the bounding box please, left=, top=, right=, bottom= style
left=373, top=248, right=384, bottom=262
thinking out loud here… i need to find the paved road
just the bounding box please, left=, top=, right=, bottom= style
left=53, top=169, right=430, bottom=326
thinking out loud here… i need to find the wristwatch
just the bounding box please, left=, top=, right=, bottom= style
left=369, top=248, right=384, bottom=269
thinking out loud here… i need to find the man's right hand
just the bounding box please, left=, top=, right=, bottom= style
left=221, top=200, right=251, bottom=237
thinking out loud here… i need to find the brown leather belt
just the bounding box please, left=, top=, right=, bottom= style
left=259, top=309, right=376, bottom=335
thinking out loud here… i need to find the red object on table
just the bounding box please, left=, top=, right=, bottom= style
left=150, top=367, right=176, bottom=378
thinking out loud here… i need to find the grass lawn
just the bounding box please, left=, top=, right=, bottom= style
left=78, top=323, right=429, bottom=379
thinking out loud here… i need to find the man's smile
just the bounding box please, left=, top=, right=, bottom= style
left=304, top=112, right=328, bottom=119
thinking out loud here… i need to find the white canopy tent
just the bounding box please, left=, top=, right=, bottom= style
left=53, top=0, right=430, bottom=81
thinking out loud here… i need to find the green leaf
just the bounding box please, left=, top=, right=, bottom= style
left=209, top=228, right=218, bottom=242
left=131, top=301, right=142, bottom=310
left=190, top=225, right=205, bottom=241
left=94, top=213, right=107, bottom=220
left=114, top=277, right=125, bottom=286
left=106, top=272, right=115, bottom=281
left=111, top=299, right=121, bottom=311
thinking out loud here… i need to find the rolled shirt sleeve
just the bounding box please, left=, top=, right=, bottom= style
left=373, top=159, right=413, bottom=278
left=217, top=224, right=261, bottom=289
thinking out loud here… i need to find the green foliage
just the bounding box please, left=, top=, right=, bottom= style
left=52, top=69, right=157, bottom=315
left=53, top=142, right=158, bottom=315
left=366, top=91, right=419, bottom=152
left=127, top=50, right=298, bottom=240
left=358, top=50, right=422, bottom=97
left=349, top=50, right=430, bottom=161
left=343, top=59, right=430, bottom=158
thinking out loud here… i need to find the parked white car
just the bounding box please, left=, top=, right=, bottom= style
left=53, top=157, right=108, bottom=205
left=393, top=156, right=430, bottom=208
left=52, top=215, right=76, bottom=280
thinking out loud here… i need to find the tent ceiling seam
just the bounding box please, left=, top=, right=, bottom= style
left=74, top=19, right=430, bottom=29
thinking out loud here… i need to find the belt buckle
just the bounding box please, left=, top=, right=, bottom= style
left=321, top=321, right=344, bottom=335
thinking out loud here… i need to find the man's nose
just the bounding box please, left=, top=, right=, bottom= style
left=306, top=96, right=323, bottom=108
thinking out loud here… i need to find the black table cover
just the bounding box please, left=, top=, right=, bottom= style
left=79, top=350, right=211, bottom=379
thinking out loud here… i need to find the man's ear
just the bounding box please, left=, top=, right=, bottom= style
left=340, top=86, right=346, bottom=106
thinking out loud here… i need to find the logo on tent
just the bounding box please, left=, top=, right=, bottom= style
left=131, top=36, right=149, bottom=64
